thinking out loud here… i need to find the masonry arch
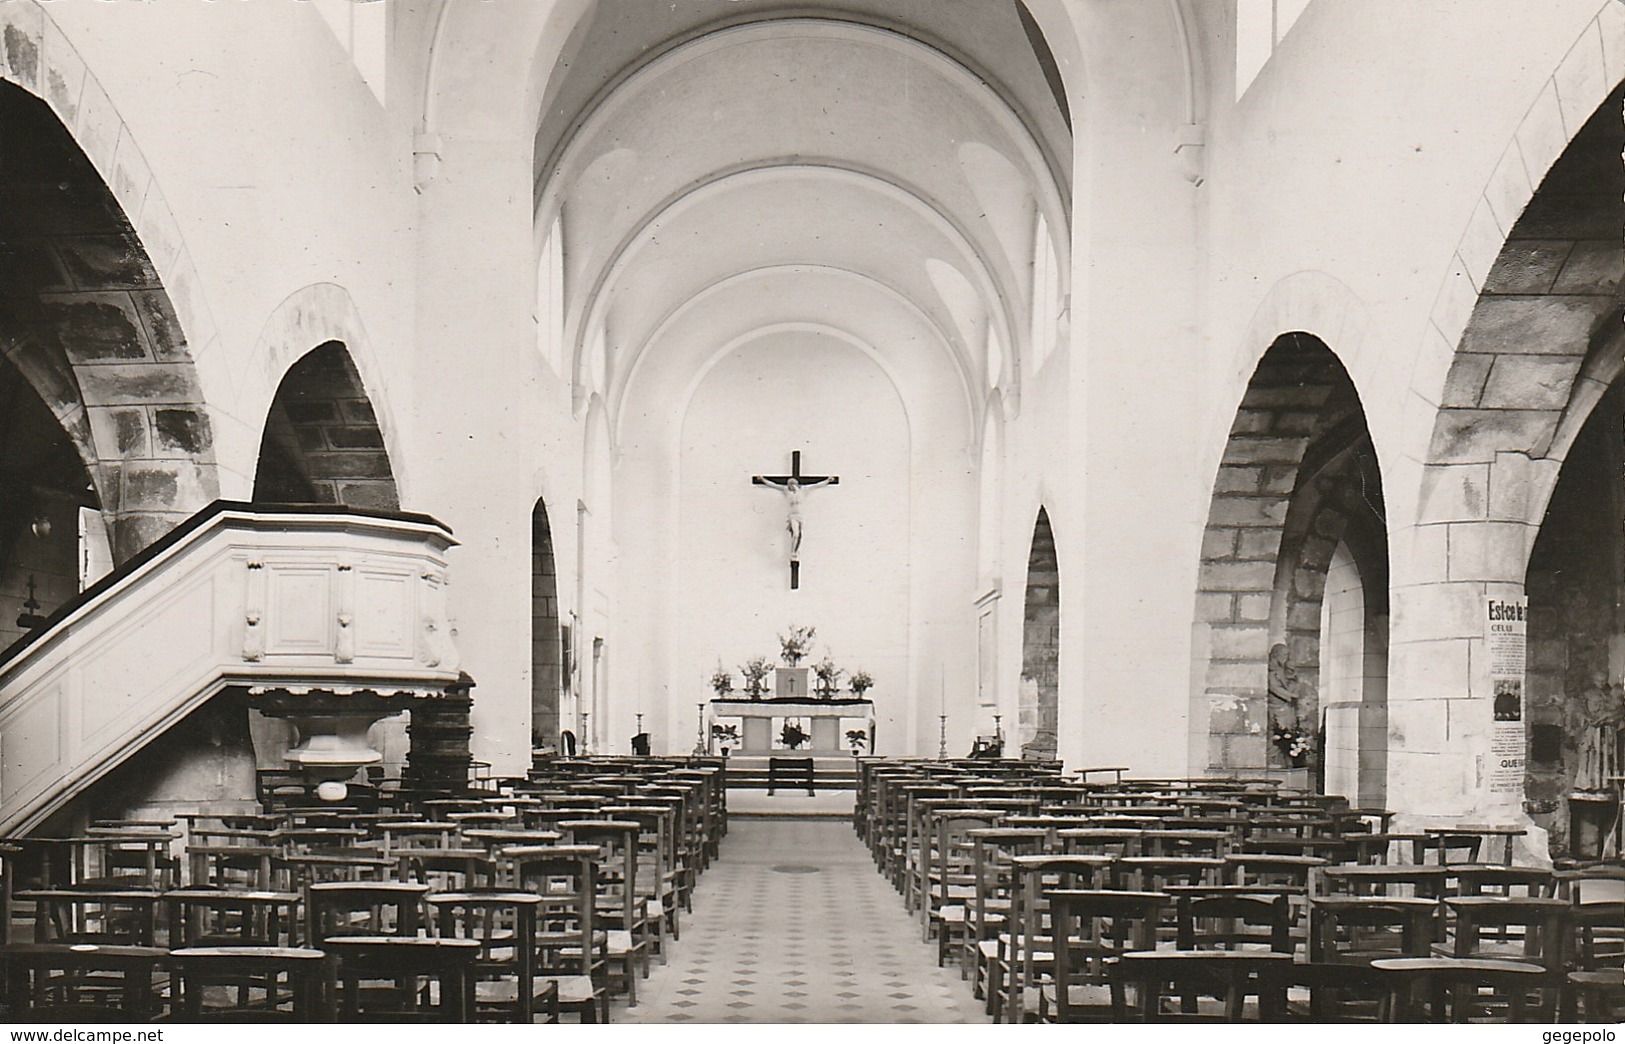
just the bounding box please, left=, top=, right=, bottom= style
left=1195, top=333, right=1386, bottom=787
left=0, top=74, right=218, bottom=561
left=251, top=342, right=398, bottom=510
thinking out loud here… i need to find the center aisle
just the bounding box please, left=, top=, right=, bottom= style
left=623, top=818, right=988, bottom=1024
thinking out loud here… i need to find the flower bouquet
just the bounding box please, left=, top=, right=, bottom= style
left=740, top=656, right=773, bottom=698
left=778, top=624, right=816, bottom=666
left=813, top=656, right=843, bottom=697
left=1271, top=723, right=1313, bottom=765
left=849, top=669, right=874, bottom=698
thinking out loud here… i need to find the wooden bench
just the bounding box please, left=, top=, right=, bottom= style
left=767, top=757, right=815, bottom=796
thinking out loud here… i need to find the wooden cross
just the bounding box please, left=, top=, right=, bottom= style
left=752, top=450, right=839, bottom=589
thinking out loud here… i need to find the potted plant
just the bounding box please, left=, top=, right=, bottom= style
left=711, top=722, right=739, bottom=756
left=845, top=729, right=868, bottom=756
left=740, top=657, right=772, bottom=699
left=849, top=669, right=874, bottom=698
left=813, top=656, right=843, bottom=698
left=778, top=625, right=816, bottom=666
left=780, top=719, right=809, bottom=750
left=709, top=663, right=734, bottom=697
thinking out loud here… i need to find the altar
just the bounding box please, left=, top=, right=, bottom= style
left=708, top=697, right=875, bottom=755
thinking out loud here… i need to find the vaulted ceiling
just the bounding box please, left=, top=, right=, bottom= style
left=531, top=2, right=1073, bottom=442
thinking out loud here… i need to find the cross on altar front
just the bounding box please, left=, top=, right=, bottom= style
left=752, top=450, right=839, bottom=590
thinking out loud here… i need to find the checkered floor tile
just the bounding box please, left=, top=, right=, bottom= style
left=619, top=819, right=987, bottom=1024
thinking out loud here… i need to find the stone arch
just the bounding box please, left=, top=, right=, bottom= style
left=1398, top=4, right=1625, bottom=470
left=1019, top=506, right=1059, bottom=760
left=251, top=342, right=398, bottom=510
left=1383, top=73, right=1623, bottom=839
left=1195, top=332, right=1384, bottom=783
left=0, top=51, right=219, bottom=562
left=241, top=283, right=406, bottom=505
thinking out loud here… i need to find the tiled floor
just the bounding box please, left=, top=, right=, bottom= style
left=621, top=818, right=988, bottom=1024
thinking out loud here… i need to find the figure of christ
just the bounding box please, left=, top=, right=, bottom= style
left=751, top=451, right=839, bottom=588
left=777, top=475, right=834, bottom=561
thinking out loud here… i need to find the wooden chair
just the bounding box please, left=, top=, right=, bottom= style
left=325, top=936, right=479, bottom=1022
left=0, top=942, right=169, bottom=1022
left=962, top=828, right=1047, bottom=989
left=505, top=844, right=609, bottom=1022
left=1371, top=956, right=1547, bottom=1022
left=306, top=881, right=427, bottom=944
left=1440, top=896, right=1571, bottom=1020
left=1280, top=961, right=1389, bottom=1022
left=1107, top=951, right=1295, bottom=1022
left=396, top=849, right=497, bottom=892
left=926, top=809, right=1005, bottom=955
left=1176, top=892, right=1293, bottom=953
left=1557, top=865, right=1625, bottom=969
left=1038, top=889, right=1169, bottom=1022
left=558, top=819, right=650, bottom=1004
left=1311, top=895, right=1440, bottom=964
left=166, top=887, right=303, bottom=947
left=169, top=945, right=334, bottom=1022
left=429, top=892, right=560, bottom=1023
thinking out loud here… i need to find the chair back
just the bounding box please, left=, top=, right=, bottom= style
left=306, top=881, right=427, bottom=944
left=1046, top=889, right=1168, bottom=1022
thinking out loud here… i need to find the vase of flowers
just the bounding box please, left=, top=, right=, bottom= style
left=778, top=625, right=816, bottom=666
left=849, top=669, right=874, bottom=698
left=1271, top=723, right=1312, bottom=767
left=845, top=729, right=868, bottom=756
left=709, top=663, right=734, bottom=697
left=813, top=656, right=843, bottom=698
left=740, top=657, right=772, bottom=699
left=781, top=719, right=809, bottom=750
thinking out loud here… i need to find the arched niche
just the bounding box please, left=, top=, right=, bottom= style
left=252, top=342, right=398, bottom=510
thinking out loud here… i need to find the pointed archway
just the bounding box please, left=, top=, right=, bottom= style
left=1020, top=507, right=1059, bottom=760
left=531, top=496, right=564, bottom=750
left=1195, top=333, right=1387, bottom=788
left=252, top=342, right=397, bottom=509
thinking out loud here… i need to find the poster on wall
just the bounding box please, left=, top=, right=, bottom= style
left=1486, top=596, right=1526, bottom=796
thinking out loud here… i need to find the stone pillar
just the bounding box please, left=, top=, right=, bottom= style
left=1388, top=514, right=1547, bottom=859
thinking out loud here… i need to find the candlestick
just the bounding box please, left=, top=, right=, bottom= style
left=938, top=713, right=948, bottom=760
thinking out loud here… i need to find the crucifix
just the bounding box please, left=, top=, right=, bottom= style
left=752, top=450, right=839, bottom=589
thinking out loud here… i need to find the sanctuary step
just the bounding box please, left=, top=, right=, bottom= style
left=722, top=755, right=861, bottom=792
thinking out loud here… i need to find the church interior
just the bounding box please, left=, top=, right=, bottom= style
left=0, top=0, right=1622, bottom=1025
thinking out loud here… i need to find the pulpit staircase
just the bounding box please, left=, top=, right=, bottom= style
left=0, top=501, right=463, bottom=836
